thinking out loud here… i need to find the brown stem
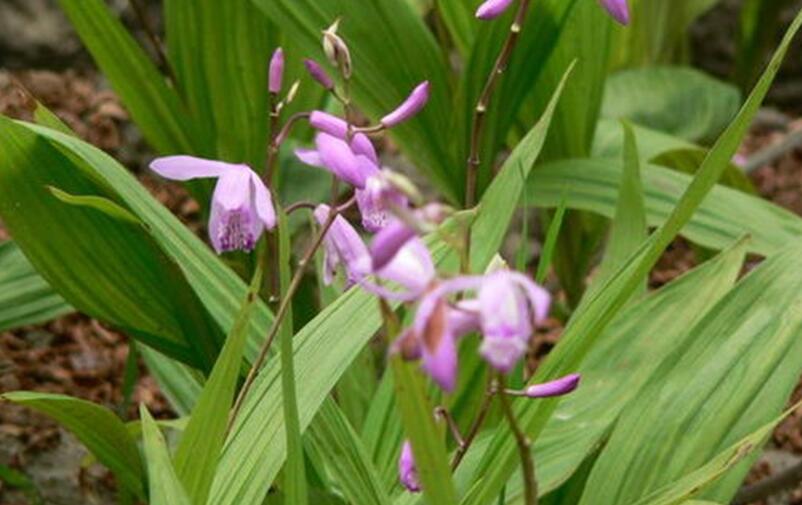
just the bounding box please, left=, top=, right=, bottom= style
left=498, top=375, right=538, bottom=505
left=265, top=95, right=282, bottom=305
left=435, top=406, right=466, bottom=447
left=464, top=0, right=532, bottom=209
left=285, top=201, right=318, bottom=215
left=274, top=112, right=312, bottom=147
left=227, top=197, right=355, bottom=430
left=128, top=0, right=175, bottom=84
left=451, top=379, right=496, bottom=470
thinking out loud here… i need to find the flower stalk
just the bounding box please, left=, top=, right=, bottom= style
left=465, top=0, right=532, bottom=209
left=498, top=374, right=538, bottom=505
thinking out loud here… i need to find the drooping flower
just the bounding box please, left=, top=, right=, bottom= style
left=268, top=48, right=284, bottom=94
left=398, top=441, right=421, bottom=493
left=356, top=173, right=409, bottom=232
left=524, top=374, right=581, bottom=398
left=314, top=204, right=372, bottom=287
left=304, top=59, right=335, bottom=90
left=367, top=237, right=436, bottom=301
left=150, top=156, right=275, bottom=254
left=381, top=82, right=431, bottom=128
left=478, top=270, right=551, bottom=372
left=599, top=0, right=630, bottom=25
left=371, top=219, right=418, bottom=270
left=475, top=0, right=515, bottom=20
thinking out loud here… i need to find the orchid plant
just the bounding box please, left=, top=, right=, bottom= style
left=4, top=0, right=802, bottom=505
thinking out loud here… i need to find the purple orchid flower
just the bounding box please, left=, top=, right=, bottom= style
left=398, top=441, right=421, bottom=493
left=365, top=237, right=436, bottom=301
left=150, top=156, right=276, bottom=254
left=381, top=82, right=431, bottom=128
left=478, top=270, right=550, bottom=372
left=599, top=0, right=630, bottom=25
left=295, top=133, right=378, bottom=189
left=308, top=111, right=379, bottom=164
left=304, top=59, right=335, bottom=90
left=524, top=374, right=581, bottom=398
left=371, top=219, right=418, bottom=270
left=314, top=204, right=372, bottom=287
left=268, top=48, right=284, bottom=94
left=356, top=173, right=409, bottom=232
left=475, top=0, right=515, bottom=20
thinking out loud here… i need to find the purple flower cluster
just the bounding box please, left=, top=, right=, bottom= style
left=475, top=0, right=630, bottom=25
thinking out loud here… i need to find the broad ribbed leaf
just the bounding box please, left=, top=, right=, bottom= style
left=307, top=399, right=391, bottom=505
left=459, top=10, right=802, bottom=505
left=56, top=0, right=197, bottom=154
left=0, top=118, right=224, bottom=370
left=527, top=159, right=802, bottom=257
left=579, top=243, right=802, bottom=504
left=2, top=392, right=145, bottom=499
left=0, top=241, right=72, bottom=332
left=602, top=66, right=741, bottom=145
left=1, top=120, right=275, bottom=366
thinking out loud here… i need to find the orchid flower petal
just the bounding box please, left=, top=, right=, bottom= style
left=249, top=172, right=277, bottom=230
left=316, top=133, right=371, bottom=188
left=150, top=155, right=231, bottom=181
left=478, top=271, right=532, bottom=372
left=380, top=81, right=430, bottom=128
left=376, top=238, right=435, bottom=297
left=525, top=374, right=581, bottom=398
left=315, top=204, right=371, bottom=286
left=294, top=148, right=324, bottom=168
left=475, top=0, right=515, bottom=20
left=355, top=174, right=406, bottom=232
left=310, top=111, right=349, bottom=138
left=371, top=219, right=417, bottom=270
left=351, top=133, right=379, bottom=164
left=508, top=271, right=551, bottom=324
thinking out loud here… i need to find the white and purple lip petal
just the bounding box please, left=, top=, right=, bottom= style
left=356, top=174, right=408, bottom=233
left=150, top=156, right=275, bottom=254
left=314, top=204, right=371, bottom=286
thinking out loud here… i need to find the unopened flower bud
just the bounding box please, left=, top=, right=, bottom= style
left=398, top=441, right=421, bottom=493
left=322, top=20, right=353, bottom=78
left=475, top=0, right=515, bottom=20
left=524, top=374, right=581, bottom=398
left=268, top=48, right=284, bottom=94
left=599, top=0, right=630, bottom=25
left=304, top=59, right=335, bottom=90
left=381, top=82, right=430, bottom=128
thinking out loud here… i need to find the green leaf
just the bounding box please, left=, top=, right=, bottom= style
left=470, top=61, right=574, bottom=271
left=173, top=263, right=263, bottom=505
left=435, top=0, right=476, bottom=56
left=391, top=354, right=457, bottom=504
left=138, top=345, right=203, bottom=417
left=140, top=405, right=192, bottom=505
left=0, top=119, right=225, bottom=370
left=597, top=121, right=647, bottom=284
left=163, top=0, right=272, bottom=167
left=250, top=0, right=457, bottom=200
left=56, top=0, right=197, bottom=154
left=0, top=464, right=44, bottom=505
left=2, top=392, right=145, bottom=499
left=47, top=186, right=143, bottom=226
left=307, top=398, right=391, bottom=505
left=578, top=243, right=802, bottom=504
left=602, top=66, right=742, bottom=145
left=459, top=9, right=802, bottom=505
left=652, top=148, right=757, bottom=194
left=0, top=241, right=73, bottom=332
left=527, top=159, right=802, bottom=257
left=629, top=402, right=802, bottom=505
left=1, top=119, right=276, bottom=369
left=534, top=197, right=567, bottom=284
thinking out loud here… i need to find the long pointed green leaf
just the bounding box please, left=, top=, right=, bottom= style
left=140, top=406, right=192, bottom=505
left=173, top=264, right=263, bottom=505
left=459, top=10, right=802, bottom=505
left=2, top=392, right=145, bottom=499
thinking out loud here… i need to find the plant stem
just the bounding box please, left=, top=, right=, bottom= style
left=451, top=379, right=496, bottom=470
left=264, top=94, right=282, bottom=305
left=464, top=0, right=532, bottom=209
left=435, top=406, right=466, bottom=447
left=498, top=375, right=538, bottom=505
left=128, top=0, right=175, bottom=84
left=227, top=198, right=353, bottom=430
